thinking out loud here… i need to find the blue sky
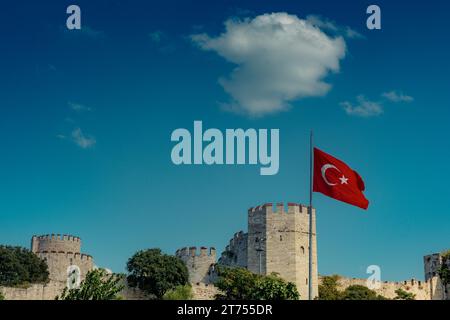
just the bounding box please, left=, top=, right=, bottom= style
left=0, top=0, right=449, bottom=282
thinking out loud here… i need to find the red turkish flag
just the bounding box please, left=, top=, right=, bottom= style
left=313, top=148, right=369, bottom=210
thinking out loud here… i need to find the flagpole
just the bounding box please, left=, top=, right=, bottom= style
left=308, top=130, right=313, bottom=300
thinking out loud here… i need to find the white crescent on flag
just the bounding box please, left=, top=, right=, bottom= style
left=321, top=164, right=341, bottom=186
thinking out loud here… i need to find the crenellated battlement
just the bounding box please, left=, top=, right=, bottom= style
left=37, top=251, right=93, bottom=261
left=221, top=231, right=247, bottom=256
left=31, top=233, right=82, bottom=255
left=229, top=231, right=246, bottom=247
left=248, top=202, right=313, bottom=215
left=176, top=246, right=216, bottom=258
left=33, top=234, right=81, bottom=242
left=245, top=202, right=318, bottom=299
left=30, top=234, right=94, bottom=283
left=218, top=230, right=248, bottom=268
left=175, top=246, right=217, bottom=285
left=329, top=276, right=440, bottom=300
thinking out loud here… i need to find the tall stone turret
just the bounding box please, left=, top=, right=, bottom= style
left=424, top=252, right=450, bottom=300
left=31, top=234, right=94, bottom=283
left=247, top=203, right=318, bottom=300
left=176, top=246, right=217, bottom=284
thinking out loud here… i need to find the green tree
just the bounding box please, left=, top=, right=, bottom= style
left=252, top=273, right=299, bottom=300
left=317, top=275, right=343, bottom=300
left=394, top=288, right=415, bottom=300
left=0, top=246, right=49, bottom=287
left=438, top=251, right=450, bottom=285
left=56, top=269, right=124, bottom=300
left=163, top=284, right=193, bottom=300
left=126, top=248, right=189, bottom=299
left=438, top=250, right=450, bottom=298
left=0, top=292, right=4, bottom=300
left=214, top=267, right=299, bottom=300
left=341, top=285, right=387, bottom=300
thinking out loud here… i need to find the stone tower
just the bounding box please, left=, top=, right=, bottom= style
left=247, top=203, right=318, bottom=300
left=218, top=231, right=248, bottom=268
left=31, top=234, right=94, bottom=283
left=176, top=246, right=217, bottom=284
left=424, top=252, right=450, bottom=300
left=424, top=253, right=445, bottom=281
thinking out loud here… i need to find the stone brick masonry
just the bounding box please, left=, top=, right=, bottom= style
left=0, top=213, right=448, bottom=300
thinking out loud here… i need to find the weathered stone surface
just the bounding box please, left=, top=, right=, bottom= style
left=218, top=203, right=318, bottom=300
left=324, top=275, right=445, bottom=300
left=31, top=234, right=94, bottom=283
left=176, top=246, right=217, bottom=284
left=0, top=281, right=65, bottom=300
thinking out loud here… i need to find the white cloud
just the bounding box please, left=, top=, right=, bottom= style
left=341, top=95, right=383, bottom=118
left=306, top=15, right=364, bottom=39
left=382, top=91, right=414, bottom=103
left=69, top=102, right=91, bottom=112
left=191, top=12, right=347, bottom=116
left=71, top=128, right=96, bottom=149
left=305, top=14, right=339, bottom=32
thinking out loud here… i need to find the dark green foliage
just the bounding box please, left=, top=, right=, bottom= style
left=318, top=276, right=387, bottom=300
left=438, top=250, right=450, bottom=286
left=163, top=284, right=193, bottom=300
left=439, top=250, right=450, bottom=299
left=394, top=288, right=415, bottom=300
left=126, top=248, right=189, bottom=299
left=341, top=285, right=387, bottom=300
left=0, top=246, right=49, bottom=286
left=214, top=267, right=299, bottom=300
left=56, top=269, right=124, bottom=300
left=317, top=275, right=343, bottom=300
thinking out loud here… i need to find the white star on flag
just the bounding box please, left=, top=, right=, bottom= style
left=339, top=175, right=349, bottom=185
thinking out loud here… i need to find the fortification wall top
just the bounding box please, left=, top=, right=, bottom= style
left=248, top=202, right=315, bottom=215
left=31, top=234, right=82, bottom=254
left=176, top=246, right=216, bottom=258
left=37, top=251, right=93, bottom=261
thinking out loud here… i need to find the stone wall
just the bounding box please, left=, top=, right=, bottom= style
left=0, top=281, right=65, bottom=300
left=247, top=203, right=318, bottom=300
left=31, top=234, right=94, bottom=283
left=31, top=234, right=81, bottom=254
left=321, top=275, right=447, bottom=300
left=37, top=252, right=94, bottom=283
left=218, top=231, right=248, bottom=268
left=176, top=247, right=216, bottom=284
left=118, top=279, right=153, bottom=300
left=1, top=276, right=444, bottom=300
left=192, top=283, right=219, bottom=300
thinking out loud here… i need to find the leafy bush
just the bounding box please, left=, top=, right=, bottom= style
left=126, top=248, right=189, bottom=299
left=394, top=288, right=415, bottom=300
left=0, top=246, right=49, bottom=286
left=56, top=269, right=124, bottom=300
left=341, top=285, right=387, bottom=300
left=163, top=284, right=193, bottom=300
left=318, top=276, right=388, bottom=300
left=0, top=291, right=4, bottom=300
left=317, top=275, right=343, bottom=300
left=439, top=251, right=450, bottom=286
left=214, top=267, right=299, bottom=300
